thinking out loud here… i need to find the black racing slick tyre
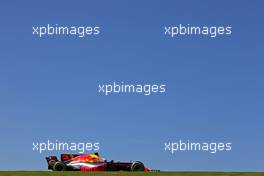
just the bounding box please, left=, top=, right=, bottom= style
left=53, top=162, right=67, bottom=171
left=130, top=161, right=145, bottom=171
left=48, top=160, right=56, bottom=167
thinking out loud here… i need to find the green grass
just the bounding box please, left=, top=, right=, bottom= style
left=0, top=172, right=263, bottom=176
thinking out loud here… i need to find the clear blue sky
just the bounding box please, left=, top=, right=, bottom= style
left=0, top=0, right=263, bottom=172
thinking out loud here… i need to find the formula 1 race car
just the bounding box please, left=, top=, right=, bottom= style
left=46, top=153, right=158, bottom=172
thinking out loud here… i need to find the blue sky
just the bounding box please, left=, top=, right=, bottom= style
left=0, top=0, right=263, bottom=171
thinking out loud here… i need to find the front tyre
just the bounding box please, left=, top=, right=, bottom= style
left=130, top=161, right=145, bottom=171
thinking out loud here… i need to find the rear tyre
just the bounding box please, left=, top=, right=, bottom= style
left=53, top=162, right=67, bottom=171
left=48, top=160, right=56, bottom=170
left=48, top=160, right=56, bottom=167
left=130, top=161, right=145, bottom=171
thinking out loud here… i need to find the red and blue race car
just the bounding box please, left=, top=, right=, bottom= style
left=46, top=153, right=158, bottom=172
